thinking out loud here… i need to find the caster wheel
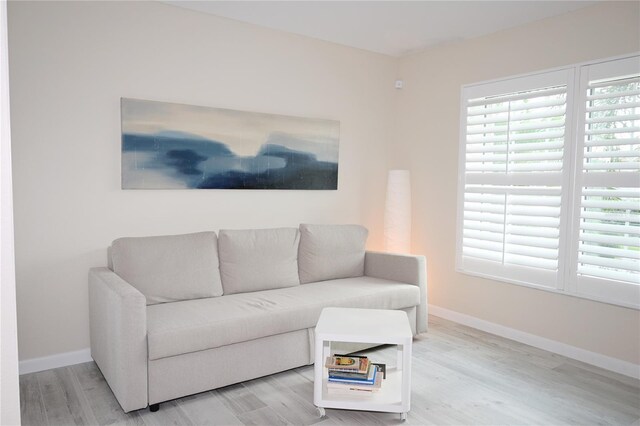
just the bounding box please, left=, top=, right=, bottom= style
left=317, top=407, right=326, bottom=417
left=400, top=412, right=407, bottom=421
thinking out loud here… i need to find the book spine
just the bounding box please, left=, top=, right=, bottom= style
left=326, top=388, right=378, bottom=394
left=327, top=378, right=375, bottom=385
left=327, top=367, right=361, bottom=373
left=326, top=383, right=381, bottom=391
left=327, top=368, right=376, bottom=385
left=328, top=374, right=368, bottom=380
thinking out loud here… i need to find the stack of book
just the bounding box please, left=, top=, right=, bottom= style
left=325, top=355, right=385, bottom=394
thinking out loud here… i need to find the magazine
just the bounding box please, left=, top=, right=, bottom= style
left=328, top=363, right=376, bottom=385
left=325, top=356, right=369, bottom=373
left=326, top=369, right=383, bottom=393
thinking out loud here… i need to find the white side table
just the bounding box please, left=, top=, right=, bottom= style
left=313, top=307, right=413, bottom=421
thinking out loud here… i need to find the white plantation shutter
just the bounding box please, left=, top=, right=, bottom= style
left=457, top=56, right=640, bottom=308
left=571, top=56, right=640, bottom=307
left=458, top=70, right=573, bottom=289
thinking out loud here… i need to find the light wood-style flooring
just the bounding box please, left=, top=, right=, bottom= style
left=20, top=316, right=640, bottom=425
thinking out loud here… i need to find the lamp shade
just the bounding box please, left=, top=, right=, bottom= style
left=384, top=170, right=411, bottom=253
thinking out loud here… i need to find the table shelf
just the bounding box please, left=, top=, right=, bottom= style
left=318, top=369, right=405, bottom=413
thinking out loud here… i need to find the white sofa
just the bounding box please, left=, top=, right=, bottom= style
left=88, top=224, right=427, bottom=413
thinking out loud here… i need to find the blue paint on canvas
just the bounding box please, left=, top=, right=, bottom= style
left=121, top=99, right=339, bottom=190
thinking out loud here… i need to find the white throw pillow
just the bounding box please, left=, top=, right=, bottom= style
left=111, top=231, right=223, bottom=305
left=298, top=224, right=368, bottom=284
left=218, top=228, right=301, bottom=295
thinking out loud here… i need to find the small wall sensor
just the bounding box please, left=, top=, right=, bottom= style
left=395, top=80, right=404, bottom=89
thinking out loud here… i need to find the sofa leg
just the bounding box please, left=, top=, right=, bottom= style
left=149, top=404, right=160, bottom=412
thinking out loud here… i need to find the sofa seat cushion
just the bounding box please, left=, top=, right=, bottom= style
left=146, top=277, right=420, bottom=360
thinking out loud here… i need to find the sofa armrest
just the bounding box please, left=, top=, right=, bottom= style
left=89, top=267, right=148, bottom=412
left=364, top=251, right=428, bottom=333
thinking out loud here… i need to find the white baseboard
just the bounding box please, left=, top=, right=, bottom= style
left=429, top=304, right=640, bottom=380
left=19, top=348, right=92, bottom=375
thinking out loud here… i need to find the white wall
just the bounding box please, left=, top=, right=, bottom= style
left=393, top=1, right=640, bottom=364
left=8, top=0, right=640, bottom=370
left=1, top=0, right=21, bottom=422
left=8, top=1, right=397, bottom=361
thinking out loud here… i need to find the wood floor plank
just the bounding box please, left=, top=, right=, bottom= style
left=426, top=342, right=637, bottom=425
left=565, top=358, right=640, bottom=390
left=551, top=363, right=640, bottom=414
left=309, top=417, right=341, bottom=426
left=495, top=352, right=640, bottom=423
left=111, top=416, right=147, bottom=426
left=271, top=369, right=317, bottom=404
left=235, top=406, right=290, bottom=426
left=177, top=391, right=243, bottom=426
left=20, top=374, right=47, bottom=426
left=18, top=315, right=640, bottom=425
left=410, top=358, right=560, bottom=425
left=137, top=400, right=193, bottom=426
left=241, top=372, right=323, bottom=426
left=36, top=367, right=96, bottom=426
left=322, top=408, right=396, bottom=425
left=294, top=366, right=315, bottom=383
left=71, top=362, right=144, bottom=426
left=554, top=361, right=640, bottom=395
left=214, top=383, right=267, bottom=416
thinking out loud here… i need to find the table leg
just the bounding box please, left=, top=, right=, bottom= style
left=401, top=341, right=412, bottom=413
left=314, top=340, right=326, bottom=407
left=314, top=340, right=331, bottom=409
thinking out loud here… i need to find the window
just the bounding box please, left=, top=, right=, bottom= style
left=570, top=57, right=640, bottom=306
left=457, top=54, right=640, bottom=308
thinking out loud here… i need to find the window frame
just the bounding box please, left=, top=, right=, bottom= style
left=455, top=53, right=640, bottom=310
left=566, top=56, right=640, bottom=308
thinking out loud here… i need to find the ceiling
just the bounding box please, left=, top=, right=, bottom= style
left=164, top=1, right=597, bottom=57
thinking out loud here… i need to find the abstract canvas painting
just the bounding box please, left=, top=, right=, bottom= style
left=121, top=98, right=339, bottom=189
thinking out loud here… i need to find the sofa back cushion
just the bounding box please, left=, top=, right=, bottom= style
left=298, top=224, right=368, bottom=284
left=111, top=232, right=223, bottom=305
left=218, top=228, right=301, bottom=295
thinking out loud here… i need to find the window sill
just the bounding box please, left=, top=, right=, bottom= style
left=455, top=267, right=640, bottom=310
